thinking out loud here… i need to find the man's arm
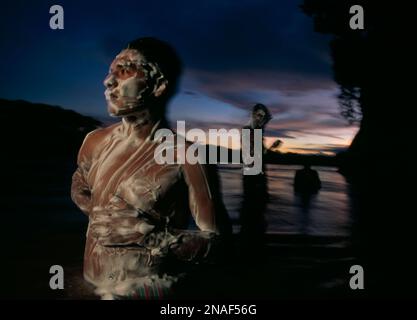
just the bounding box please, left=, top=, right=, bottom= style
left=171, top=161, right=232, bottom=263
left=181, top=160, right=218, bottom=233
left=71, top=129, right=102, bottom=216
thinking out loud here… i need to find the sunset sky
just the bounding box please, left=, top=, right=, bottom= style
left=0, top=0, right=358, bottom=154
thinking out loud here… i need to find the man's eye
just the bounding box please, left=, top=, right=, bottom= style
left=127, top=63, right=136, bottom=70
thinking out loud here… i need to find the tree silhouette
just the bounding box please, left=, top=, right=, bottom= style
left=301, top=0, right=389, bottom=159
left=301, top=1, right=416, bottom=294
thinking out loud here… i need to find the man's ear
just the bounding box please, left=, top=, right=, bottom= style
left=154, top=79, right=168, bottom=97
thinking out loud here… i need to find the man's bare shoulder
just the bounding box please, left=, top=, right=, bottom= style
left=84, top=122, right=121, bottom=143
left=79, top=122, right=122, bottom=157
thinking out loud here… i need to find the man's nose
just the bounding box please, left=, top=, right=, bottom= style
left=104, top=74, right=118, bottom=89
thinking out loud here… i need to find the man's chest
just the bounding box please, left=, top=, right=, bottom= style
left=89, top=138, right=182, bottom=210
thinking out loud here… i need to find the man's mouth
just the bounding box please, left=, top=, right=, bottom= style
left=105, top=90, right=119, bottom=101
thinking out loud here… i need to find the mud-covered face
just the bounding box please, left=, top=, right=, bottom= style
left=104, top=49, right=165, bottom=117
left=251, top=109, right=271, bottom=128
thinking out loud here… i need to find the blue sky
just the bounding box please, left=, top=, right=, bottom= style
left=0, top=0, right=358, bottom=154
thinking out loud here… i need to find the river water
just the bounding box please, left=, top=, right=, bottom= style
left=219, top=164, right=353, bottom=236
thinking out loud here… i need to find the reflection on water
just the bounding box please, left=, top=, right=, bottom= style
left=219, top=164, right=352, bottom=236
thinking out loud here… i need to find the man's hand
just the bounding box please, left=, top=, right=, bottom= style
left=90, top=209, right=155, bottom=246
left=270, top=139, right=282, bottom=150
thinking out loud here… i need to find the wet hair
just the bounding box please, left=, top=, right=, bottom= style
left=127, top=37, right=183, bottom=101
left=252, top=103, right=272, bottom=122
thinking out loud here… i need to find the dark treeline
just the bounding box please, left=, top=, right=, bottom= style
left=302, top=0, right=413, bottom=296
left=0, top=98, right=101, bottom=159
left=266, top=150, right=342, bottom=167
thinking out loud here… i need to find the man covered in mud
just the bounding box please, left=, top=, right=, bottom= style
left=240, top=104, right=273, bottom=251
left=71, top=37, right=230, bottom=299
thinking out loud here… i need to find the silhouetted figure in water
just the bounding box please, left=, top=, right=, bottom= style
left=240, top=104, right=272, bottom=251
left=294, top=164, right=321, bottom=194
left=294, top=164, right=321, bottom=234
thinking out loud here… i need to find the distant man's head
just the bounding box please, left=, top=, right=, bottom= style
left=104, top=37, right=182, bottom=118
left=251, top=103, right=272, bottom=129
